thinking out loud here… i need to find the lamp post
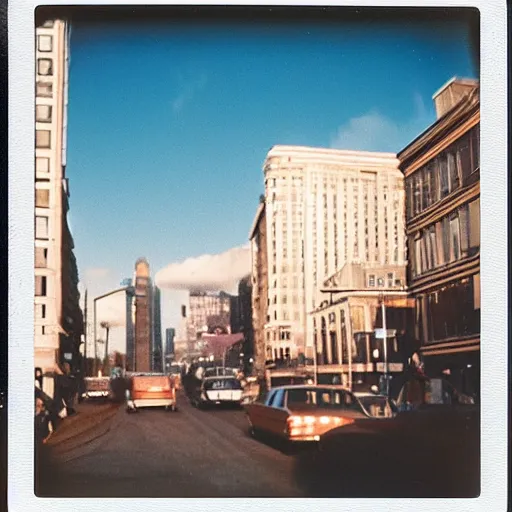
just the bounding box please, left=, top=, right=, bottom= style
left=379, top=293, right=389, bottom=396
left=93, top=286, right=129, bottom=377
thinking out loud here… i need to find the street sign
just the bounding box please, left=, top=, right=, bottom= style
left=374, top=329, right=397, bottom=339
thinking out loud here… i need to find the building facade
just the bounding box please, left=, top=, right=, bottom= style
left=398, top=78, right=480, bottom=398
left=152, top=285, right=163, bottom=372
left=249, top=200, right=268, bottom=376
left=35, top=17, right=83, bottom=397
left=187, top=291, right=232, bottom=344
left=262, top=146, right=404, bottom=363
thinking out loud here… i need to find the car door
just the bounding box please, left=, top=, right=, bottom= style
left=248, top=389, right=275, bottom=431
left=264, top=389, right=289, bottom=438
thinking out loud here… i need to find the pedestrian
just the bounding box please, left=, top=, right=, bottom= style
left=35, top=397, right=53, bottom=445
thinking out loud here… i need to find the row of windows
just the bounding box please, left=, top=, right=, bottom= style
left=409, top=198, right=480, bottom=278
left=406, top=125, right=479, bottom=219
left=418, top=277, right=480, bottom=343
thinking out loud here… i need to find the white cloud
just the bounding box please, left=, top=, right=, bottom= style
left=155, top=245, right=251, bottom=294
left=330, top=92, right=433, bottom=154
left=171, top=73, right=208, bottom=114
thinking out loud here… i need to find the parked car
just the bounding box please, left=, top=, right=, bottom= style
left=125, top=373, right=177, bottom=413
left=293, top=377, right=480, bottom=497
left=244, top=385, right=396, bottom=447
left=191, top=375, right=243, bottom=408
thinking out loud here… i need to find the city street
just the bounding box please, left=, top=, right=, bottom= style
left=38, top=393, right=302, bottom=497
left=38, top=392, right=479, bottom=498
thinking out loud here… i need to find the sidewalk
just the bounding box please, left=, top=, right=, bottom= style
left=47, top=400, right=120, bottom=448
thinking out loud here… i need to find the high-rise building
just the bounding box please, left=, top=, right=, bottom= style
left=165, top=328, right=176, bottom=356
left=34, top=17, right=83, bottom=398
left=262, top=145, right=404, bottom=360
left=152, top=286, right=163, bottom=372
left=249, top=199, right=268, bottom=376
left=399, top=78, right=480, bottom=398
left=134, top=258, right=152, bottom=372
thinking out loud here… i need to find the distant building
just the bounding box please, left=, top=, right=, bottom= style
left=262, top=145, right=404, bottom=362
left=34, top=16, right=83, bottom=398
left=398, top=77, right=480, bottom=397
left=188, top=292, right=232, bottom=344
left=249, top=200, right=268, bottom=376
left=134, top=258, right=152, bottom=372
left=165, top=328, right=176, bottom=356
left=152, top=286, right=163, bottom=372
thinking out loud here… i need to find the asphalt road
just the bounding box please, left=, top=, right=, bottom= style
left=38, top=393, right=303, bottom=497
left=37, top=393, right=479, bottom=498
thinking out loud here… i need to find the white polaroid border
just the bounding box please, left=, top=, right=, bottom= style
left=8, top=0, right=508, bottom=511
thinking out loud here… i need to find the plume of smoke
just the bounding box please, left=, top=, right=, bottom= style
left=155, top=245, right=251, bottom=294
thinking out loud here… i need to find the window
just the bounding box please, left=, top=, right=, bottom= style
left=37, top=35, right=53, bottom=52
left=447, top=152, right=459, bottom=192
left=36, top=157, right=49, bottom=173
left=449, top=215, right=461, bottom=261
left=35, top=276, right=47, bottom=296
left=368, top=274, right=375, bottom=287
left=415, top=237, right=422, bottom=274
left=35, top=247, right=48, bottom=268
left=387, top=272, right=394, bottom=288
left=36, top=81, right=52, bottom=98
left=35, top=304, right=47, bottom=319
left=35, top=188, right=50, bottom=207
left=412, top=174, right=421, bottom=215
left=429, top=227, right=437, bottom=268
left=37, top=58, right=53, bottom=76
left=439, top=155, right=449, bottom=198
left=471, top=126, right=480, bottom=171
left=457, top=134, right=472, bottom=183
left=377, top=277, right=385, bottom=287
left=36, top=104, right=52, bottom=123
left=442, top=217, right=451, bottom=263
left=459, top=205, right=470, bottom=256
left=435, top=222, right=445, bottom=266
left=36, top=130, right=51, bottom=148
left=468, top=198, right=480, bottom=252
left=35, top=216, right=49, bottom=239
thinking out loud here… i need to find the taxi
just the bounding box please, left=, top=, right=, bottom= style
left=125, top=373, right=177, bottom=413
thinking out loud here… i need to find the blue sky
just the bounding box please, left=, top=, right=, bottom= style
left=66, top=17, right=476, bottom=346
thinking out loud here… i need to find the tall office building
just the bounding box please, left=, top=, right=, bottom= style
left=134, top=258, right=152, bottom=372
left=152, top=285, right=163, bottom=372
left=249, top=199, right=268, bottom=375
left=34, top=17, right=83, bottom=397
left=262, top=145, right=404, bottom=360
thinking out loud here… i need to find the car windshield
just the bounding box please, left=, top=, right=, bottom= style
left=356, top=395, right=396, bottom=418
left=287, top=388, right=357, bottom=410
left=204, top=378, right=242, bottom=390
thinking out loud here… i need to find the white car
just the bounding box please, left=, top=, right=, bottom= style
left=193, top=376, right=243, bottom=408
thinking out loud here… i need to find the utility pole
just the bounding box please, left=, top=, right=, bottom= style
left=381, top=296, right=389, bottom=396
left=84, top=288, right=88, bottom=376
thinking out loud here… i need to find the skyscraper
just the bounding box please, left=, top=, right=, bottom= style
left=262, top=145, right=404, bottom=360
left=134, top=258, right=151, bottom=372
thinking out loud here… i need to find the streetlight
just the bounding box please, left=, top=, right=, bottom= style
left=379, top=293, right=389, bottom=396
left=93, top=286, right=129, bottom=377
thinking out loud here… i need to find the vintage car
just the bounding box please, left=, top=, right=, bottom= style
left=83, top=376, right=111, bottom=399
left=125, top=373, right=177, bottom=413
left=244, top=385, right=396, bottom=445
left=191, top=375, right=243, bottom=408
